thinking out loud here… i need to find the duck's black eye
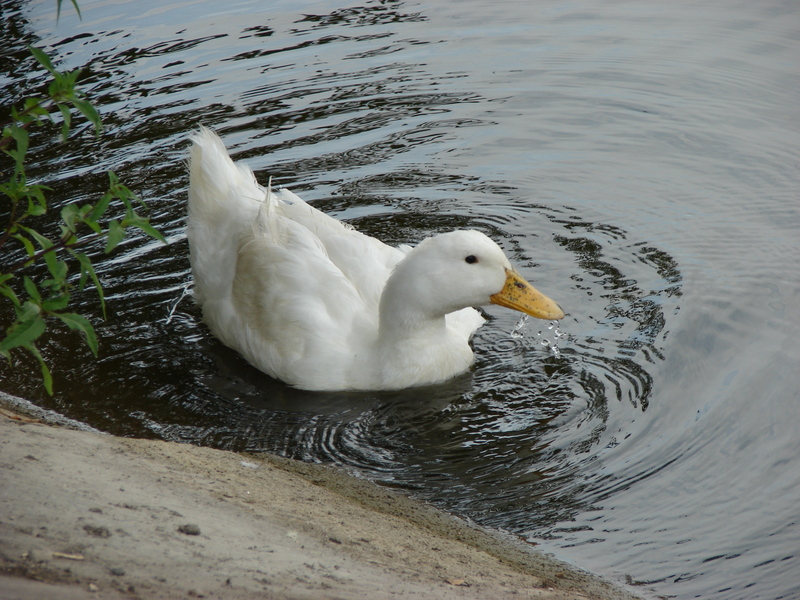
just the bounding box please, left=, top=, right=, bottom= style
left=465, top=255, right=478, bottom=264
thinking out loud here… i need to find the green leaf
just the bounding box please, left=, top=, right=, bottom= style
left=4, top=124, right=29, bottom=169
left=42, top=248, right=60, bottom=278
left=0, top=279, right=21, bottom=308
left=71, top=251, right=106, bottom=318
left=89, top=191, right=113, bottom=222
left=21, top=183, right=50, bottom=217
left=23, top=276, right=41, bottom=303
left=20, top=225, right=55, bottom=251
left=56, top=0, right=81, bottom=22
left=6, top=123, right=29, bottom=152
left=71, top=251, right=90, bottom=290
left=26, top=196, right=48, bottom=216
left=71, top=97, right=102, bottom=133
left=105, top=219, right=125, bottom=253
left=56, top=0, right=82, bottom=21
left=29, top=45, right=58, bottom=75
left=58, top=102, right=72, bottom=141
left=24, top=343, right=53, bottom=395
left=55, top=312, right=98, bottom=357
left=125, top=214, right=168, bottom=244
left=12, top=233, right=35, bottom=257
left=21, top=97, right=49, bottom=123
left=0, top=309, right=46, bottom=353
left=61, top=203, right=82, bottom=232
left=42, top=293, right=70, bottom=312
left=48, top=79, right=67, bottom=103
left=14, top=300, right=40, bottom=322
left=45, top=257, right=69, bottom=285
left=70, top=0, right=83, bottom=18
left=71, top=202, right=101, bottom=235
left=107, top=172, right=140, bottom=208
left=63, top=68, right=81, bottom=89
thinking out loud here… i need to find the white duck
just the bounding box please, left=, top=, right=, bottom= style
left=187, top=128, right=564, bottom=391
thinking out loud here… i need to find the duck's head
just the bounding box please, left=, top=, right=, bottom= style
left=382, top=230, right=564, bottom=321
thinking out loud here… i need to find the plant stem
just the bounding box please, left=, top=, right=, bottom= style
left=0, top=200, right=20, bottom=252
left=2, top=230, right=100, bottom=276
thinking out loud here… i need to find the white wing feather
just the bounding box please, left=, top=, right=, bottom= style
left=188, top=128, right=415, bottom=388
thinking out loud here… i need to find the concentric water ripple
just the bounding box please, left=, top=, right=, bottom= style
left=2, top=2, right=798, bottom=599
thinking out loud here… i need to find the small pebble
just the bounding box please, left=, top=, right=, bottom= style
left=178, top=523, right=201, bottom=536
left=110, top=567, right=126, bottom=576
left=83, top=525, right=112, bottom=538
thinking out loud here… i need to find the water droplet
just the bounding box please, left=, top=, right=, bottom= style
left=531, top=320, right=565, bottom=356
left=510, top=314, right=529, bottom=338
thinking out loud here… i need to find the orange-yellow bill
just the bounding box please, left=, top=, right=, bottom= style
left=490, top=268, right=564, bottom=320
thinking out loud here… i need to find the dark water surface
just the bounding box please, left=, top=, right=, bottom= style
left=2, top=1, right=798, bottom=598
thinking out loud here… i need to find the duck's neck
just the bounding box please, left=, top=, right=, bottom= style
left=374, top=276, right=472, bottom=388
left=377, top=269, right=449, bottom=344
left=378, top=308, right=449, bottom=347
left=378, top=293, right=442, bottom=343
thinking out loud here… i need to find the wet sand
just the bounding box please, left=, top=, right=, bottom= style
left=0, top=392, right=642, bottom=600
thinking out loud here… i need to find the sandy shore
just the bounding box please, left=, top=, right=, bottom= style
left=0, top=392, right=642, bottom=600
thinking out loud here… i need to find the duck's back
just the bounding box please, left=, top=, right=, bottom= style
left=269, top=186, right=406, bottom=309
left=187, top=128, right=408, bottom=389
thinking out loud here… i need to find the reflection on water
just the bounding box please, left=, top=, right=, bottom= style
left=2, top=1, right=799, bottom=599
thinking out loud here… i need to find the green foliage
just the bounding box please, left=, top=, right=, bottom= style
left=1, top=42, right=166, bottom=394
left=56, top=0, right=82, bottom=21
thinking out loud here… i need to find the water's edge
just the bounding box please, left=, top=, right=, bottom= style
left=0, top=390, right=644, bottom=600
